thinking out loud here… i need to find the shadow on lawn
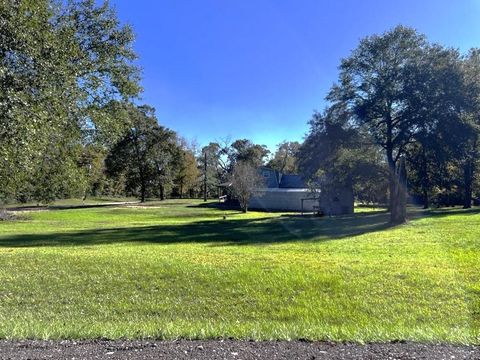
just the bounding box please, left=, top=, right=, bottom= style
left=6, top=202, right=139, bottom=212
left=1, top=207, right=478, bottom=248
left=186, top=201, right=240, bottom=211
left=424, top=206, right=480, bottom=218
left=0, top=211, right=392, bottom=248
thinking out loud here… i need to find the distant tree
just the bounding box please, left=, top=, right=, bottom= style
left=229, top=161, right=265, bottom=213
left=105, top=105, right=176, bottom=202
left=199, top=142, right=228, bottom=198
left=197, top=138, right=271, bottom=199
left=173, top=140, right=200, bottom=198
left=267, top=141, right=300, bottom=174
left=228, top=139, right=270, bottom=169
left=78, top=144, right=109, bottom=200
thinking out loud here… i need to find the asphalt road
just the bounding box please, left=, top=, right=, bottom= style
left=0, top=340, right=478, bottom=360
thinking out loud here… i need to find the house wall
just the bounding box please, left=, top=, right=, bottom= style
left=249, top=187, right=354, bottom=214
left=319, top=187, right=354, bottom=215
left=249, top=189, right=318, bottom=212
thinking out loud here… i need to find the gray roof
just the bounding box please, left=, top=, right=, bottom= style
left=260, top=167, right=280, bottom=188
left=279, top=174, right=307, bottom=189
left=259, top=167, right=307, bottom=189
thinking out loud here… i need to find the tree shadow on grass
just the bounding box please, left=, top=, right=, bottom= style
left=1, top=206, right=477, bottom=248
left=0, top=211, right=396, bottom=248
left=6, top=202, right=139, bottom=212
left=186, top=201, right=239, bottom=211
left=423, top=206, right=480, bottom=218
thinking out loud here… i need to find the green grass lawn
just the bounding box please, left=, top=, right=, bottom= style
left=0, top=200, right=478, bottom=343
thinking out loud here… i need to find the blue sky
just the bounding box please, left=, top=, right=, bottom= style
left=110, top=0, right=480, bottom=151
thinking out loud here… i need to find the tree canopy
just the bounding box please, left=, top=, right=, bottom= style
left=105, top=105, right=177, bottom=202
left=298, top=26, right=480, bottom=221
left=1, top=9, right=479, bottom=215
left=0, top=0, right=140, bottom=203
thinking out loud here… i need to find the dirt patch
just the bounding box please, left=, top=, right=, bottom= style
left=0, top=340, right=478, bottom=360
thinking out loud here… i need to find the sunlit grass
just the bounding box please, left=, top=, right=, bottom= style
left=0, top=200, right=478, bottom=343
left=354, top=203, right=388, bottom=213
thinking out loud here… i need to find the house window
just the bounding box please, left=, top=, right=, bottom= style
left=262, top=171, right=270, bottom=178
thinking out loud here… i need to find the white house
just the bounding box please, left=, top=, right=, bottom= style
left=249, top=167, right=354, bottom=214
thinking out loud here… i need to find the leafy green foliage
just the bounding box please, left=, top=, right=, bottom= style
left=298, top=106, right=387, bottom=204
left=267, top=141, right=300, bottom=174
left=172, top=145, right=200, bottom=198
left=303, top=26, right=480, bottom=215
left=105, top=105, right=177, bottom=202
left=0, top=0, right=140, bottom=203
left=331, top=26, right=430, bottom=222
left=228, top=139, right=270, bottom=169
left=199, top=139, right=270, bottom=199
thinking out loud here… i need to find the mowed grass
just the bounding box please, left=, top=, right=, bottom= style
left=0, top=200, right=478, bottom=344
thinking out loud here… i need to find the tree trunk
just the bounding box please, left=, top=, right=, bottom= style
left=0, top=207, right=8, bottom=221
left=391, top=157, right=407, bottom=224
left=159, top=184, right=165, bottom=201
left=140, top=183, right=146, bottom=203
left=385, top=117, right=396, bottom=214
left=240, top=197, right=248, bottom=213
left=388, top=174, right=395, bottom=212
left=422, top=189, right=429, bottom=209
left=463, top=159, right=473, bottom=209
left=386, top=145, right=396, bottom=215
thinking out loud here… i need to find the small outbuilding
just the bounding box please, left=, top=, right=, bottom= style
left=249, top=167, right=354, bottom=215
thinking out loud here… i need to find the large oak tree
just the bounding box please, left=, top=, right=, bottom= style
left=331, top=26, right=428, bottom=223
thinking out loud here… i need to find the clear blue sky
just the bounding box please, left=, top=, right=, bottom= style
left=110, top=0, right=480, bottom=151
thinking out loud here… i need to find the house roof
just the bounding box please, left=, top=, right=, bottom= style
left=259, top=167, right=308, bottom=189
left=259, top=167, right=280, bottom=188
left=279, top=174, right=308, bottom=189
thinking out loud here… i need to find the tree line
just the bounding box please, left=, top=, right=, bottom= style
left=1, top=1, right=479, bottom=221
left=0, top=0, right=298, bottom=206
left=299, top=26, right=480, bottom=223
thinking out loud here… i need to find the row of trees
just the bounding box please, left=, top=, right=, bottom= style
left=0, top=0, right=300, bottom=206
left=0, top=0, right=199, bottom=204
left=191, top=27, right=480, bottom=220
left=299, top=26, right=480, bottom=223
left=104, top=105, right=202, bottom=202
left=2, top=2, right=478, bottom=218
left=198, top=139, right=299, bottom=198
